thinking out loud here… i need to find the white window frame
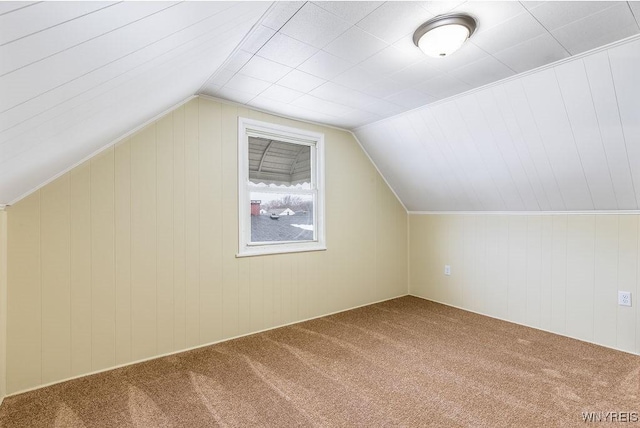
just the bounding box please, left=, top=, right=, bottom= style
left=237, top=117, right=326, bottom=257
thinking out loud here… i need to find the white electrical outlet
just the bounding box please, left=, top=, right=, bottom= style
left=618, top=291, right=632, bottom=307
left=444, top=265, right=451, bottom=276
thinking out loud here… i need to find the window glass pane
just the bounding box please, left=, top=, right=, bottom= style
left=249, top=192, right=314, bottom=243
left=248, top=137, right=311, bottom=187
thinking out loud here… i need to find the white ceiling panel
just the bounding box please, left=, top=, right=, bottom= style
left=608, top=37, right=640, bottom=208
left=0, top=2, right=36, bottom=16
left=493, top=33, right=570, bottom=73
left=550, top=2, right=639, bottom=55
left=2, top=3, right=260, bottom=142
left=583, top=51, right=638, bottom=210
left=1, top=2, right=173, bottom=76
left=279, top=2, right=351, bottom=48
left=240, top=24, right=277, bottom=54
left=355, top=34, right=640, bottom=211
left=256, top=33, right=317, bottom=68
left=322, top=26, right=387, bottom=63
left=313, top=1, right=383, bottom=24
left=525, top=1, right=616, bottom=30
left=297, top=50, right=354, bottom=80
left=259, top=85, right=304, bottom=104
left=520, top=69, right=594, bottom=210
left=474, top=90, right=539, bottom=211
left=276, top=69, right=325, bottom=92
left=449, top=55, right=515, bottom=88
left=355, top=2, right=433, bottom=44
left=554, top=59, right=617, bottom=209
left=454, top=95, right=525, bottom=210
left=470, top=11, right=547, bottom=54
left=238, top=55, right=292, bottom=82
left=0, top=1, right=116, bottom=45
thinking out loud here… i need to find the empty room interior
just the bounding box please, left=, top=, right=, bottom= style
left=1, top=0, right=640, bottom=426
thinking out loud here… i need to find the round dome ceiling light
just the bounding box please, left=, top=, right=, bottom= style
left=413, top=14, right=477, bottom=58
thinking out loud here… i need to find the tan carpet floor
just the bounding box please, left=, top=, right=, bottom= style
left=1, top=296, right=639, bottom=427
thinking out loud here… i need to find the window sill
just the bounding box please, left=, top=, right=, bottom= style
left=236, top=244, right=327, bottom=258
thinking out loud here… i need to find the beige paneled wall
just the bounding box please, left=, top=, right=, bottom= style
left=0, top=210, right=7, bottom=401
left=409, top=214, right=640, bottom=354
left=5, top=97, right=408, bottom=395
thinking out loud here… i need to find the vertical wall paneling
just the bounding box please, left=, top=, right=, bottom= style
left=184, top=100, right=200, bottom=348
left=4, top=97, right=408, bottom=394
left=41, top=176, right=71, bottom=384
left=7, top=193, right=41, bottom=393
left=593, top=215, right=619, bottom=349
left=156, top=115, right=175, bottom=355
left=91, top=149, right=116, bottom=371
left=69, top=163, right=92, bottom=376
left=0, top=210, right=6, bottom=400
left=525, top=216, right=542, bottom=328
left=484, top=215, right=508, bottom=319
left=410, top=213, right=640, bottom=355
left=539, top=216, right=553, bottom=331
left=507, top=216, right=527, bottom=325
left=550, top=215, right=568, bottom=334
left=114, top=140, right=132, bottom=365
left=130, top=125, right=158, bottom=361
left=565, top=215, right=595, bottom=341
left=617, top=215, right=638, bottom=352
left=172, top=107, right=186, bottom=351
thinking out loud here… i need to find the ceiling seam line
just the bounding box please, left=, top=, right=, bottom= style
left=627, top=1, right=640, bottom=29
left=581, top=59, right=621, bottom=210
left=521, top=4, right=571, bottom=56
left=0, top=1, right=121, bottom=48
left=551, top=67, right=597, bottom=210
left=0, top=10, right=254, bottom=139
left=605, top=51, right=639, bottom=208
left=0, top=1, right=41, bottom=18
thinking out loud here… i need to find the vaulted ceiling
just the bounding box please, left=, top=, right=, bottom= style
left=2, top=1, right=640, bottom=211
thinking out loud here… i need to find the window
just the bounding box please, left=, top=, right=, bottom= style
left=237, top=118, right=325, bottom=257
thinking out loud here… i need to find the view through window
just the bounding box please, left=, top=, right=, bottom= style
left=238, top=118, right=325, bottom=257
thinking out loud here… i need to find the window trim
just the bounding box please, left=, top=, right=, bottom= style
left=237, top=117, right=326, bottom=257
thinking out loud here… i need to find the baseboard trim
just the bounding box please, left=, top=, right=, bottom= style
left=5, top=293, right=409, bottom=399
left=409, top=293, right=639, bottom=357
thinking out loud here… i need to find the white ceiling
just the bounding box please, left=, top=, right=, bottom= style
left=0, top=1, right=270, bottom=205
left=355, top=35, right=640, bottom=212
left=202, top=1, right=640, bottom=129
left=2, top=1, right=640, bottom=211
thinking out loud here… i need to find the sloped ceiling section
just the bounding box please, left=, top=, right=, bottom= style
left=355, top=36, right=640, bottom=212
left=0, top=1, right=271, bottom=205
left=202, top=1, right=640, bottom=130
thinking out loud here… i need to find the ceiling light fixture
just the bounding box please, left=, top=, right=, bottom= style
left=413, top=14, right=477, bottom=58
